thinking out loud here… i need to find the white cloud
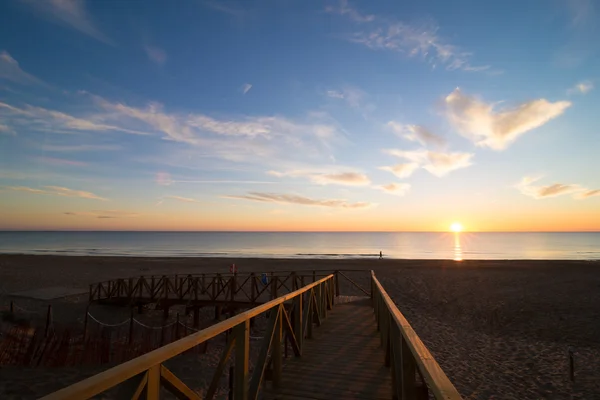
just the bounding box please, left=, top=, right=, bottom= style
left=444, top=88, right=571, bottom=150
left=567, top=81, right=594, bottom=95
left=224, top=192, right=373, bottom=209
left=22, top=0, right=111, bottom=44
left=378, top=163, right=420, bottom=179
left=144, top=45, right=167, bottom=65
left=378, top=183, right=410, bottom=196
left=387, top=122, right=445, bottom=147
left=0, top=50, right=42, bottom=84
left=516, top=176, right=599, bottom=200
left=267, top=170, right=370, bottom=186
left=241, top=83, right=252, bottom=95
left=325, top=0, right=375, bottom=23
left=4, top=185, right=107, bottom=200
left=385, top=149, right=473, bottom=177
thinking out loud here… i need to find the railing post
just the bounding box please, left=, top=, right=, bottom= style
left=335, top=270, right=340, bottom=298
left=306, top=290, right=314, bottom=339
left=234, top=320, right=249, bottom=400
left=294, top=293, right=303, bottom=355
left=146, top=364, right=160, bottom=399
left=401, top=336, right=417, bottom=400
left=272, top=305, right=283, bottom=388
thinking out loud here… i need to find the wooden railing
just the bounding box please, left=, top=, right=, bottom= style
left=41, top=274, right=335, bottom=400
left=371, top=271, right=462, bottom=400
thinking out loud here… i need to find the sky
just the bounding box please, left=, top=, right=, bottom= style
left=0, top=0, right=599, bottom=232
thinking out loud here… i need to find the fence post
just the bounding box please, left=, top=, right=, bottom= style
left=128, top=309, right=134, bottom=345
left=335, top=271, right=340, bottom=298
left=45, top=305, right=53, bottom=338
left=176, top=312, right=180, bottom=339
left=229, top=365, right=234, bottom=400
left=10, top=300, right=14, bottom=315
left=82, top=305, right=89, bottom=342
left=294, top=293, right=303, bottom=355
left=272, top=306, right=283, bottom=388
left=234, top=320, right=249, bottom=400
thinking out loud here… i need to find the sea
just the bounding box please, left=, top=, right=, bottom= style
left=0, top=231, right=599, bottom=260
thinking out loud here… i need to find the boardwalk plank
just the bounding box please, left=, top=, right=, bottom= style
left=263, top=298, right=393, bottom=400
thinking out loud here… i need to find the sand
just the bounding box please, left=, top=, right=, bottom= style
left=1, top=255, right=600, bottom=399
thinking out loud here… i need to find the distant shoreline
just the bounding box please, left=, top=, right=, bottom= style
left=1, top=251, right=600, bottom=261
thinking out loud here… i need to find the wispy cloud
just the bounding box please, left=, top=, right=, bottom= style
left=567, top=80, right=594, bottom=95
left=4, top=185, right=107, bottom=200
left=566, top=0, right=595, bottom=27
left=325, top=0, right=375, bottom=23
left=164, top=195, right=202, bottom=204
left=268, top=170, right=370, bottom=186
left=576, top=189, right=600, bottom=199
left=241, top=83, right=252, bottom=95
left=224, top=192, right=373, bottom=209
left=40, top=144, right=122, bottom=152
left=144, top=45, right=167, bottom=65
left=64, top=210, right=138, bottom=218
left=378, top=183, right=410, bottom=196
left=88, top=94, right=342, bottom=163
left=516, top=176, right=599, bottom=200
left=0, top=50, right=42, bottom=85
left=0, top=123, right=15, bottom=135
left=328, top=3, right=490, bottom=72
left=201, top=1, right=245, bottom=17
left=378, top=163, right=420, bottom=179
left=387, top=122, right=445, bottom=147
left=385, top=149, right=473, bottom=177
left=0, top=101, right=149, bottom=135
left=325, top=86, right=367, bottom=109
left=444, top=88, right=571, bottom=150
left=37, top=157, right=87, bottom=167
left=22, top=0, right=112, bottom=44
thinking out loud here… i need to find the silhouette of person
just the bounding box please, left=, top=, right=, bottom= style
left=379, top=251, right=383, bottom=259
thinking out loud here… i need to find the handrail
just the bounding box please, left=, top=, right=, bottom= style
left=371, top=271, right=462, bottom=400
left=42, top=274, right=335, bottom=400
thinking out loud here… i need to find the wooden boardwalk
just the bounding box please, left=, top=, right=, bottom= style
left=40, top=271, right=463, bottom=400
left=263, top=297, right=393, bottom=400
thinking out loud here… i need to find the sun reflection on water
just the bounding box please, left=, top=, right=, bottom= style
left=454, top=232, right=463, bottom=261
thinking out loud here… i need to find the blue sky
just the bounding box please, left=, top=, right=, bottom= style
left=0, top=0, right=598, bottom=231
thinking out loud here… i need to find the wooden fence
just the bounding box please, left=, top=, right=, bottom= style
left=371, top=271, right=462, bottom=400
left=41, top=274, right=336, bottom=400
left=88, top=270, right=370, bottom=308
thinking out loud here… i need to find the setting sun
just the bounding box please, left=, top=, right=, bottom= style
left=450, top=222, right=463, bottom=233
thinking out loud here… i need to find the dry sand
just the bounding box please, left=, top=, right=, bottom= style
left=1, top=255, right=600, bottom=399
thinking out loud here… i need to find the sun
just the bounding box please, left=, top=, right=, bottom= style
left=450, top=222, right=463, bottom=233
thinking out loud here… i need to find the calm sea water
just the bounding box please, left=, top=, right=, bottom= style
left=0, top=231, right=598, bottom=260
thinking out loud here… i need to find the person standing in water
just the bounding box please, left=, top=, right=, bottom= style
left=379, top=251, right=383, bottom=259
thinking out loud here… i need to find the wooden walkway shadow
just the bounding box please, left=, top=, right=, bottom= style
left=263, top=297, right=392, bottom=400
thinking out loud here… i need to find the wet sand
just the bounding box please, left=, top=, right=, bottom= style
left=1, top=255, right=600, bottom=399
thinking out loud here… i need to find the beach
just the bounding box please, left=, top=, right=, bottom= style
left=1, top=255, right=600, bottom=399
